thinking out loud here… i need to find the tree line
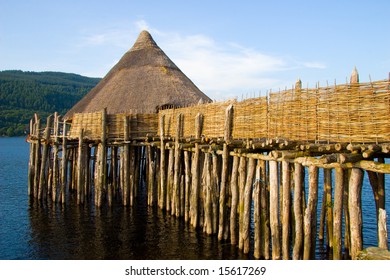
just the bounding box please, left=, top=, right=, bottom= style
left=0, top=70, right=100, bottom=136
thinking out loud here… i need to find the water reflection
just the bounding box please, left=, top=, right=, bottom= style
left=28, top=197, right=247, bottom=260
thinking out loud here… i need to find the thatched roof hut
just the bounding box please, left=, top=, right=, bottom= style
left=65, top=30, right=211, bottom=118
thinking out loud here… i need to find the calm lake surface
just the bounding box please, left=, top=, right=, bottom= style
left=0, top=137, right=389, bottom=260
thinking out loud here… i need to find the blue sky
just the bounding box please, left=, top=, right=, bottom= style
left=1, top=0, right=389, bottom=100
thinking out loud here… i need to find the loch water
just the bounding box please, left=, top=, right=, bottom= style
left=0, top=137, right=389, bottom=260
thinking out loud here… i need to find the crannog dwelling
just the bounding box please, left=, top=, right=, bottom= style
left=27, top=30, right=390, bottom=260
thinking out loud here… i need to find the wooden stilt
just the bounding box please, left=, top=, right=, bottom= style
left=253, top=160, right=261, bottom=259
left=112, top=147, right=118, bottom=199
left=282, top=160, right=291, bottom=259
left=147, top=146, right=156, bottom=206
left=293, top=162, right=304, bottom=260
left=238, top=156, right=247, bottom=250
left=243, top=157, right=255, bottom=254
left=167, top=147, right=174, bottom=214
left=343, top=170, right=351, bottom=254
left=184, top=151, right=191, bottom=222
left=303, top=165, right=318, bottom=260
left=28, top=118, right=35, bottom=197
left=211, top=153, right=219, bottom=234
left=38, top=115, right=52, bottom=201
left=33, top=115, right=41, bottom=199
left=60, top=119, right=67, bottom=203
left=190, top=113, right=203, bottom=228
left=129, top=145, right=136, bottom=206
left=52, top=113, right=60, bottom=202
left=76, top=128, right=84, bottom=204
left=324, top=168, right=333, bottom=248
left=173, top=114, right=183, bottom=216
left=349, top=168, right=364, bottom=260
left=229, top=155, right=239, bottom=245
left=260, top=159, right=270, bottom=260
left=269, top=160, right=281, bottom=259
left=378, top=208, right=388, bottom=250
left=333, top=167, right=344, bottom=260
left=123, top=116, right=130, bottom=206
left=159, top=115, right=166, bottom=210
left=203, top=153, right=213, bottom=235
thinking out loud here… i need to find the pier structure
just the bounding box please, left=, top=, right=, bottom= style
left=27, top=31, right=389, bottom=259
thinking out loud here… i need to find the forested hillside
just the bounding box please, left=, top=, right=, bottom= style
left=0, top=70, right=100, bottom=136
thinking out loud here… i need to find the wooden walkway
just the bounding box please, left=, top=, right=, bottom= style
left=27, top=78, right=390, bottom=260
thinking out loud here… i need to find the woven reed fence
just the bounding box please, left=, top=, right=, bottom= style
left=160, top=80, right=390, bottom=143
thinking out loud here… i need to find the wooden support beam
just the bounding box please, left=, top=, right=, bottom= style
left=293, top=162, right=304, bottom=260
left=324, top=168, right=333, bottom=248
left=253, top=160, right=261, bottom=259
left=238, top=156, right=247, bottom=250
left=243, top=157, right=255, bottom=254
left=333, top=167, right=344, bottom=260
left=38, top=115, right=52, bottom=201
left=282, top=160, right=291, bottom=259
left=269, top=160, right=281, bottom=259
left=378, top=208, right=389, bottom=250
left=229, top=155, right=239, bottom=245
left=76, top=128, right=84, bottom=204
left=60, top=119, right=67, bottom=203
left=349, top=168, right=364, bottom=260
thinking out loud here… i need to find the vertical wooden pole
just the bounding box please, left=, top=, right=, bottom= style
left=167, top=147, right=174, bottom=214
left=123, top=116, right=130, bottom=206
left=343, top=170, right=351, bottom=254
left=38, top=115, right=52, bottom=201
left=333, top=167, right=344, bottom=260
left=282, top=160, right=291, bottom=259
left=253, top=160, right=261, bottom=259
left=112, top=146, right=118, bottom=200
left=85, top=145, right=91, bottom=201
left=190, top=113, right=203, bottom=228
left=184, top=151, right=191, bottom=222
left=324, top=168, right=333, bottom=248
left=173, top=114, right=183, bottom=217
left=219, top=104, right=233, bottom=240
left=147, top=146, right=156, bottom=206
left=293, top=162, right=304, bottom=260
left=303, top=165, right=319, bottom=260
left=260, top=159, right=270, bottom=260
left=97, top=108, right=107, bottom=207
left=159, top=115, right=166, bottom=210
left=269, top=160, right=281, bottom=259
left=378, top=208, right=388, bottom=250
left=203, top=152, right=212, bottom=235
left=230, top=155, right=240, bottom=245
left=52, top=113, right=60, bottom=202
left=129, top=145, right=136, bottom=206
left=211, top=153, right=219, bottom=234
left=243, top=157, right=255, bottom=254
left=28, top=118, right=35, bottom=197
left=76, top=128, right=84, bottom=204
left=33, top=115, right=41, bottom=199
left=349, top=168, right=364, bottom=260
left=60, top=119, right=67, bottom=203
left=238, top=156, right=247, bottom=250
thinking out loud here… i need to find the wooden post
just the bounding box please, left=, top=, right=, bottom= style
left=129, top=145, right=136, bottom=206
left=147, top=146, right=156, bottom=206
left=123, top=116, right=130, bottom=206
left=343, top=170, right=351, bottom=254
left=378, top=208, right=388, bottom=250
left=28, top=118, right=35, bottom=197
left=229, top=156, right=239, bottom=245
left=159, top=115, right=166, bottom=210
left=333, top=167, right=344, bottom=260
left=243, top=157, right=255, bottom=254
left=52, top=113, right=60, bottom=202
left=76, top=128, right=84, bottom=204
left=303, top=165, right=319, bottom=260
left=211, top=153, right=219, bottom=234
left=203, top=153, right=213, bottom=235
left=260, top=159, right=270, bottom=259
left=33, top=115, right=41, bottom=199
left=38, top=115, right=52, bottom=201
left=282, top=160, right=291, bottom=259
left=60, top=119, right=67, bottom=203
left=253, top=160, right=261, bottom=259
left=173, top=114, right=183, bottom=217
left=293, top=162, right=304, bottom=260
left=167, top=147, right=174, bottom=214
left=218, top=104, right=233, bottom=240
left=111, top=147, right=118, bottom=200
left=190, top=113, right=203, bottom=228
left=349, top=168, right=363, bottom=260
left=324, top=168, right=333, bottom=248
left=269, top=160, right=281, bottom=259
left=238, top=156, right=247, bottom=250
left=184, top=151, right=191, bottom=222
left=97, top=108, right=107, bottom=207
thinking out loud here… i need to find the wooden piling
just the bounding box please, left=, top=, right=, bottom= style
left=159, top=115, right=166, bottom=210
left=203, top=152, right=213, bottom=235
left=52, top=113, right=60, bottom=202
left=229, top=155, right=239, bottom=245
left=33, top=115, right=41, bottom=199
left=38, top=115, right=52, bottom=201
left=190, top=113, right=203, bottom=228
left=253, top=160, right=261, bottom=259
left=260, top=159, right=270, bottom=260
left=349, top=168, right=363, bottom=260
left=28, top=118, right=35, bottom=197
left=293, top=162, right=304, bottom=260
left=173, top=114, right=183, bottom=217
left=303, top=165, right=318, bottom=260
left=378, top=208, right=388, bottom=250
left=269, top=160, right=281, bottom=259
left=76, top=128, right=84, bottom=204
left=324, top=168, right=333, bottom=248
left=243, top=157, right=255, bottom=254
left=333, top=167, right=344, bottom=260
left=123, top=116, right=130, bottom=206
left=184, top=151, right=191, bottom=222
left=60, top=119, right=67, bottom=203
left=238, top=156, right=247, bottom=250
left=282, top=160, right=291, bottom=259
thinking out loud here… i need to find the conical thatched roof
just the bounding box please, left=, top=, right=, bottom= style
left=65, top=30, right=211, bottom=118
